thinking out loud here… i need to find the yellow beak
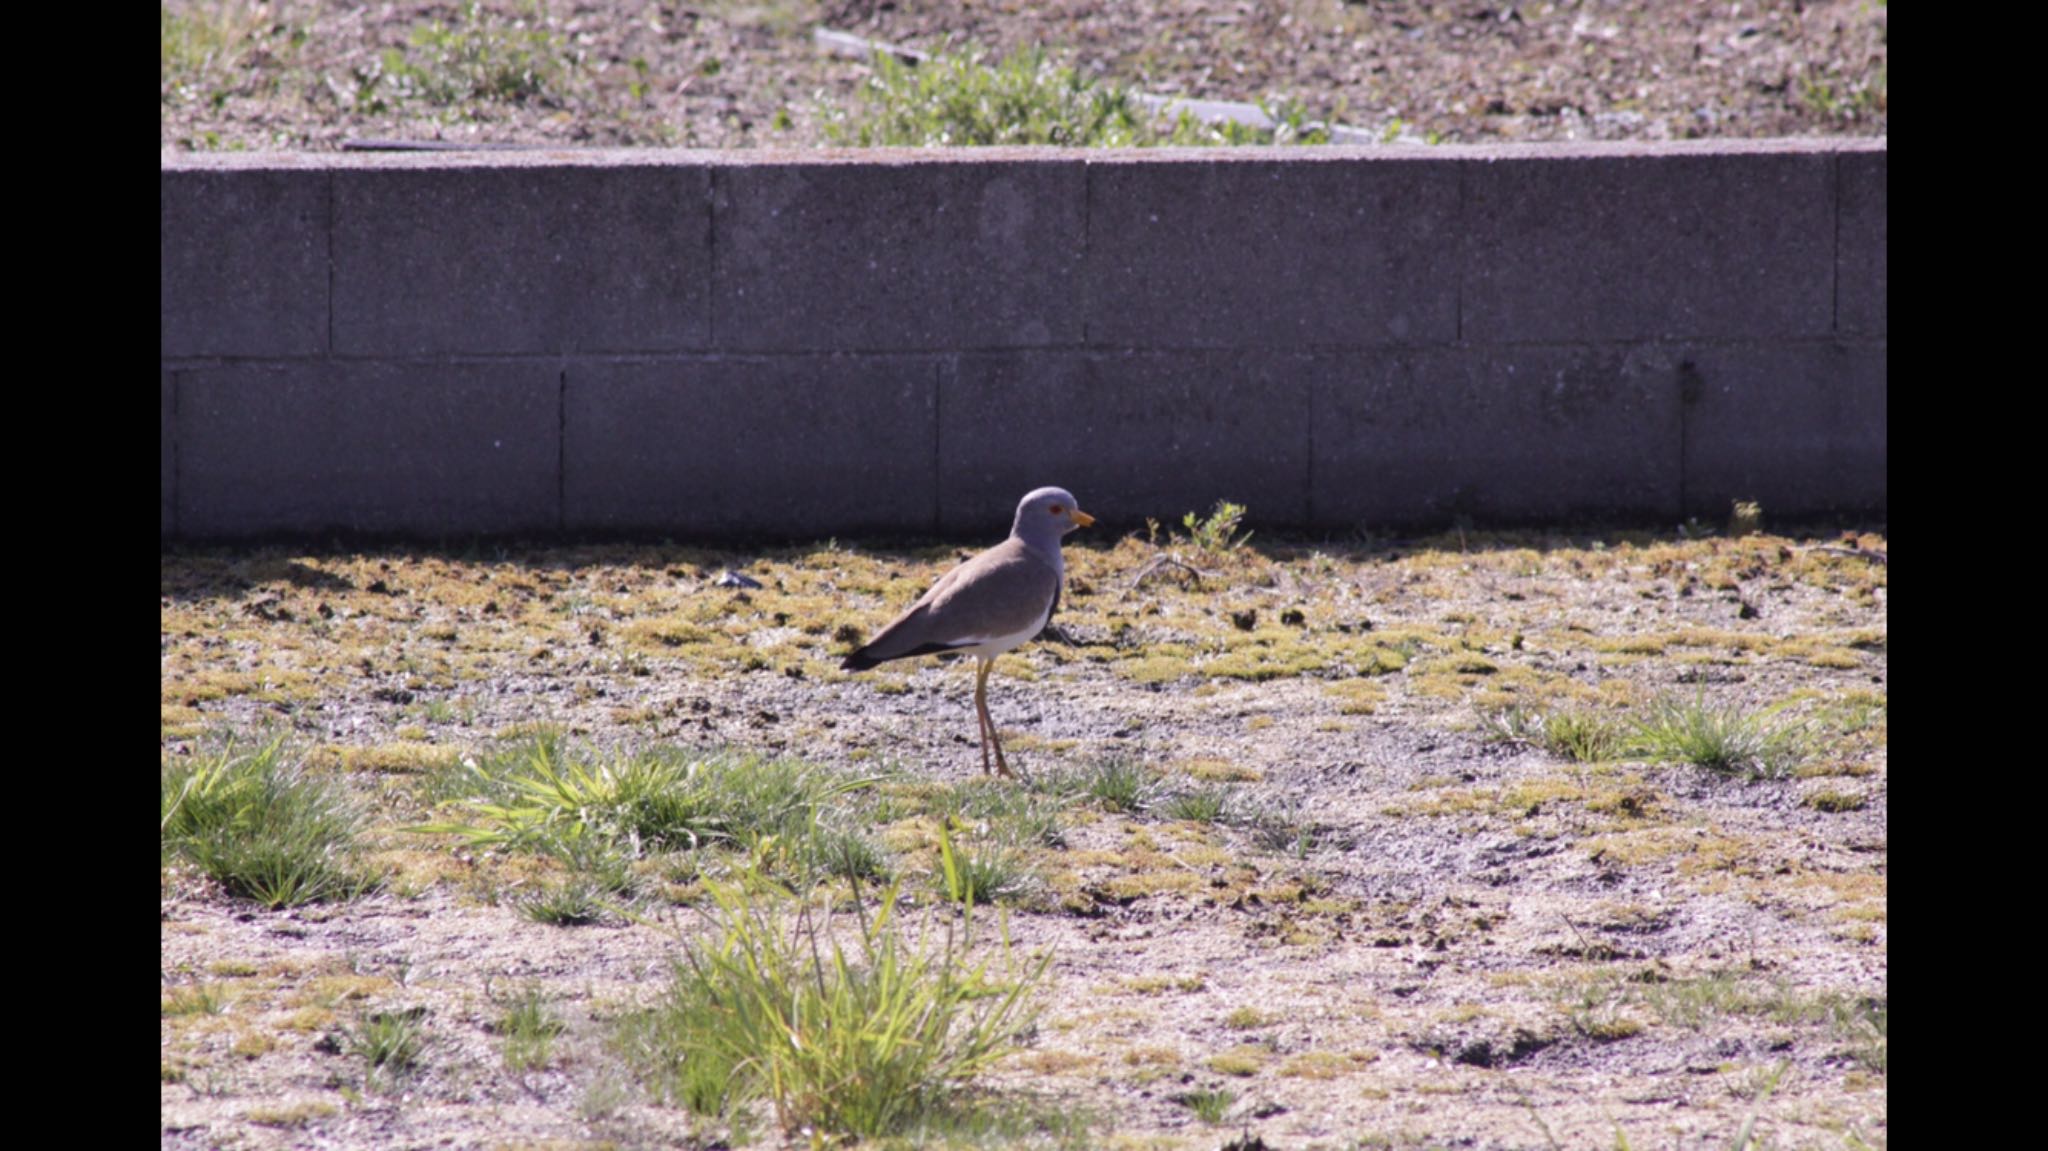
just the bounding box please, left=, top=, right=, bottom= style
left=1072, top=509, right=1096, bottom=527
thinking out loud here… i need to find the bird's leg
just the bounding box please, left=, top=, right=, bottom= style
left=974, top=658, right=996, bottom=776
left=981, top=658, right=1016, bottom=780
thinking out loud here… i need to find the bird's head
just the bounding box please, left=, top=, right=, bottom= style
left=1014, top=486, right=1095, bottom=539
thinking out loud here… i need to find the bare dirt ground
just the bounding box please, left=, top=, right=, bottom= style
left=160, top=0, right=1888, bottom=152
left=160, top=525, right=1887, bottom=1149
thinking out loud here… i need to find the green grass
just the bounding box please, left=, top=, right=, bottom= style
left=1635, top=970, right=1760, bottom=1029
left=1631, top=693, right=1807, bottom=778
left=341, top=1007, right=428, bottom=1085
left=418, top=736, right=876, bottom=869
left=620, top=872, right=1049, bottom=1137
left=170, top=0, right=583, bottom=124
left=940, top=779, right=1067, bottom=849
left=937, top=826, right=1036, bottom=906
left=493, top=986, right=565, bottom=1072
left=1241, top=799, right=1320, bottom=858
left=1557, top=975, right=1646, bottom=1043
left=161, top=0, right=288, bottom=109
left=1632, top=972, right=1886, bottom=1074
left=880, top=1093, right=1097, bottom=1146
left=825, top=47, right=1330, bottom=148
left=1541, top=710, right=1628, bottom=763
left=1180, top=500, right=1254, bottom=556
left=161, top=737, right=380, bottom=908
left=1162, top=784, right=1234, bottom=824
left=828, top=46, right=1145, bottom=147
left=1797, top=64, right=1888, bottom=124
left=1175, top=1086, right=1237, bottom=1124
left=1075, top=756, right=1159, bottom=814
left=803, top=823, right=895, bottom=883
left=162, top=983, right=232, bottom=1016
left=1480, top=704, right=1544, bottom=745
left=1488, top=695, right=1811, bottom=778
left=378, top=0, right=574, bottom=109
left=517, top=874, right=622, bottom=926
left=420, top=735, right=712, bottom=855
left=1482, top=705, right=1626, bottom=762
left=1552, top=969, right=1884, bottom=1081
left=1835, top=997, right=1887, bottom=1075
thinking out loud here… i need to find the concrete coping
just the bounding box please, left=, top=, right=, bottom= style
left=160, top=136, right=1886, bottom=172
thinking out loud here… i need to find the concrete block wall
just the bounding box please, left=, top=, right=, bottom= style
left=160, top=140, right=1885, bottom=540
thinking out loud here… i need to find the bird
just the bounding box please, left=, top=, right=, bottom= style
left=841, top=487, right=1095, bottom=779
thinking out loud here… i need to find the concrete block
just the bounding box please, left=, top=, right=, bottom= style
left=332, top=166, right=710, bottom=354
left=1837, top=150, right=1888, bottom=335
left=1464, top=150, right=1836, bottom=341
left=1313, top=345, right=1684, bottom=526
left=162, top=371, right=176, bottom=539
left=712, top=159, right=1085, bottom=350
left=180, top=362, right=559, bottom=536
left=1681, top=341, right=1886, bottom=517
left=564, top=356, right=938, bottom=536
left=160, top=168, right=328, bottom=357
left=1085, top=153, right=1460, bottom=348
left=938, top=351, right=1311, bottom=532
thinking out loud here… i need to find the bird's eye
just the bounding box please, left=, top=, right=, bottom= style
left=1050, top=505, right=1064, bottom=515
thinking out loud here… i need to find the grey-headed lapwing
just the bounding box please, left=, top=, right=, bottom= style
left=842, top=487, right=1095, bottom=778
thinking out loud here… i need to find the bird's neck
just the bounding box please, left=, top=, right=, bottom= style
left=1012, top=530, right=1065, bottom=576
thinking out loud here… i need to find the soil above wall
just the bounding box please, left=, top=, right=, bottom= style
left=160, top=0, right=1888, bottom=152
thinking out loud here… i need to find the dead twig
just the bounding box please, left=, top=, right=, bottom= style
left=1126, top=553, right=1217, bottom=590
left=1802, top=545, right=1888, bottom=566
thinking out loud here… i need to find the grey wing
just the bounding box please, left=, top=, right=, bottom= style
left=923, top=546, right=1060, bottom=642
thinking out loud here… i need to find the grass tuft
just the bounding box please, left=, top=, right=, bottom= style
left=941, top=779, right=1067, bottom=848
left=1077, top=756, right=1159, bottom=814
left=1482, top=705, right=1625, bottom=762
left=1631, top=693, right=1807, bottom=778
left=340, top=1007, right=428, bottom=1085
left=161, top=0, right=286, bottom=110
left=620, top=871, right=1048, bottom=1137
left=161, top=737, right=379, bottom=908
left=1162, top=784, right=1234, bottom=824
left=493, top=985, right=565, bottom=1072
left=1540, top=710, right=1629, bottom=763
left=517, top=874, right=623, bottom=926
left=1628, top=971, right=1886, bottom=1075
left=827, top=47, right=1329, bottom=148
left=419, top=736, right=875, bottom=867
left=829, top=46, right=1147, bottom=147
left=1175, top=1086, right=1237, bottom=1124
left=804, top=823, right=896, bottom=883
left=162, top=983, right=232, bottom=1016
left=381, top=0, right=573, bottom=108
left=937, top=826, right=1036, bottom=906
left=1241, top=799, right=1320, bottom=858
